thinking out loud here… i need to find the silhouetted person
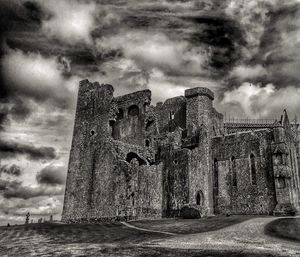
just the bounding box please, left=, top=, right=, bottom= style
left=25, top=212, right=30, bottom=225
left=7, top=223, right=10, bottom=227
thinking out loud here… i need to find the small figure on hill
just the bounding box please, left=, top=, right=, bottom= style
left=50, top=215, right=53, bottom=222
left=7, top=223, right=10, bottom=227
left=25, top=212, right=30, bottom=225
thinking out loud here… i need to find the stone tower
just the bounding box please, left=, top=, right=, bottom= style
left=184, top=87, right=218, bottom=215
left=62, top=80, right=115, bottom=221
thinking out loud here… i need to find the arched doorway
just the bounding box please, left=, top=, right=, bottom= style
left=196, top=190, right=204, bottom=206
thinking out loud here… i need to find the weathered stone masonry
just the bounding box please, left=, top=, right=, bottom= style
left=62, top=80, right=300, bottom=222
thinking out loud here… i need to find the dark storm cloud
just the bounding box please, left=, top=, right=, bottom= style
left=36, top=165, right=66, bottom=185
left=0, top=139, right=57, bottom=161
left=0, top=164, right=22, bottom=177
left=0, top=0, right=45, bottom=129
left=0, top=0, right=42, bottom=49
left=0, top=178, right=63, bottom=199
left=0, top=0, right=103, bottom=133
left=186, top=15, right=246, bottom=76
left=254, top=2, right=300, bottom=86
left=220, top=1, right=300, bottom=99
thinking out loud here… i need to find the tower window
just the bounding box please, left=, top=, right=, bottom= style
left=196, top=192, right=201, bottom=205
left=277, top=177, right=286, bottom=189
left=145, top=139, right=150, bottom=147
left=250, top=153, right=257, bottom=185
left=169, top=111, right=175, bottom=120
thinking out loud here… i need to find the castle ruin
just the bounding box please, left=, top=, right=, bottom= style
left=62, top=80, right=300, bottom=222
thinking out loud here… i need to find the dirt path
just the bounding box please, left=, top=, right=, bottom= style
left=120, top=221, right=177, bottom=235
left=142, top=216, right=300, bottom=256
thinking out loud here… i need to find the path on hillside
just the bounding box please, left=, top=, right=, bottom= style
left=141, top=216, right=300, bottom=256
left=120, top=221, right=177, bottom=235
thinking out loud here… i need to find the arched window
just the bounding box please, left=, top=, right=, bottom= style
left=128, top=105, right=139, bottom=116
left=131, top=192, right=135, bottom=206
left=117, top=108, right=124, bottom=120
left=213, top=158, right=218, bottom=188
left=231, top=156, right=237, bottom=187
left=196, top=191, right=204, bottom=206
left=196, top=192, right=201, bottom=205
left=250, top=153, right=257, bottom=185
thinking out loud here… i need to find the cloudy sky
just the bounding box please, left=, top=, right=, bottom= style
left=0, top=0, right=300, bottom=225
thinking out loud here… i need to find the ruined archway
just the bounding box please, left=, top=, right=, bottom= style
left=126, top=152, right=146, bottom=166
left=128, top=105, right=139, bottom=116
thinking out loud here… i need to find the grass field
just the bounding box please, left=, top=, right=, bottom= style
left=0, top=216, right=298, bottom=256
left=131, top=215, right=255, bottom=234
left=264, top=218, right=300, bottom=242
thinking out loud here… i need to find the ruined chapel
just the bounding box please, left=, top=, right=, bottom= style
left=62, top=80, right=300, bottom=222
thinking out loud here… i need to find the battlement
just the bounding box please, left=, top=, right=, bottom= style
left=78, top=79, right=114, bottom=93
left=184, top=87, right=214, bottom=100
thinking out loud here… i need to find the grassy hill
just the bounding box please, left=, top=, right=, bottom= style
left=0, top=216, right=298, bottom=256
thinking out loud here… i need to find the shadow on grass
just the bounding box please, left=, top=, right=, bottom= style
left=99, top=246, right=286, bottom=257
left=264, top=218, right=300, bottom=242
left=0, top=222, right=170, bottom=244
left=131, top=215, right=257, bottom=234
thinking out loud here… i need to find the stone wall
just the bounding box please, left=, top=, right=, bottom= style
left=212, top=130, right=277, bottom=215
left=111, top=90, right=151, bottom=146
left=272, top=112, right=300, bottom=214
left=162, top=148, right=190, bottom=217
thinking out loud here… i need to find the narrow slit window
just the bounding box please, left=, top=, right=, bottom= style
left=231, top=156, right=237, bottom=187
left=250, top=153, right=257, bottom=185
left=213, top=159, right=218, bottom=188
left=196, top=192, right=201, bottom=205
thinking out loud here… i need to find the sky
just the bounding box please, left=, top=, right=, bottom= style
left=0, top=0, right=300, bottom=225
